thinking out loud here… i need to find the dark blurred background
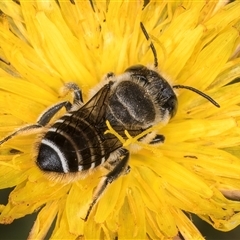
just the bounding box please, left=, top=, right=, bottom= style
left=1, top=188, right=240, bottom=239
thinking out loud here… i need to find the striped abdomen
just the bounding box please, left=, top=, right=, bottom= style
left=36, top=111, right=117, bottom=173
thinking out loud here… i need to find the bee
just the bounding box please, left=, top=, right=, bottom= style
left=0, top=23, right=220, bottom=221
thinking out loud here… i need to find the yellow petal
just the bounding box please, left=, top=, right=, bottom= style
left=28, top=200, right=58, bottom=240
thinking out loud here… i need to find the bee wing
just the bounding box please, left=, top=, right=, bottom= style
left=69, top=82, right=123, bottom=169
left=76, top=82, right=112, bottom=124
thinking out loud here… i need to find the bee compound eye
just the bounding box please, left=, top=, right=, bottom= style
left=36, top=139, right=68, bottom=173
left=124, top=64, right=146, bottom=73
left=163, top=95, right=178, bottom=118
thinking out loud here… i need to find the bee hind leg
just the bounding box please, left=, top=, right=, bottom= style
left=0, top=100, right=72, bottom=146
left=0, top=83, right=83, bottom=146
left=83, top=148, right=130, bottom=221
left=37, top=100, right=72, bottom=125
left=38, top=82, right=84, bottom=125
left=0, top=124, right=43, bottom=146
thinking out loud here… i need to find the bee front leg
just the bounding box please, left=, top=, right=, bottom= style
left=149, top=134, right=165, bottom=144
left=139, top=133, right=165, bottom=145
left=83, top=148, right=130, bottom=221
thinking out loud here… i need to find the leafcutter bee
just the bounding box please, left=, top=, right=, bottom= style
left=0, top=23, right=220, bottom=221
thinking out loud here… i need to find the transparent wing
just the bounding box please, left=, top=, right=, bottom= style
left=76, top=82, right=112, bottom=124
left=51, top=82, right=122, bottom=170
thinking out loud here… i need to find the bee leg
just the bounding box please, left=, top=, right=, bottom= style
left=0, top=101, right=72, bottom=146
left=0, top=124, right=43, bottom=145
left=106, top=72, right=115, bottom=79
left=39, top=83, right=84, bottom=125
left=102, top=72, right=115, bottom=82
left=63, top=82, right=83, bottom=104
left=139, top=133, right=165, bottom=145
left=83, top=148, right=130, bottom=221
left=1, top=83, right=83, bottom=146
left=37, top=101, right=72, bottom=126
left=149, top=134, right=165, bottom=144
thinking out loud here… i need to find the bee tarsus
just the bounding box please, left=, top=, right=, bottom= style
left=83, top=148, right=129, bottom=221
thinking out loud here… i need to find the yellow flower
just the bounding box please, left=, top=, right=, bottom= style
left=1, top=0, right=240, bottom=239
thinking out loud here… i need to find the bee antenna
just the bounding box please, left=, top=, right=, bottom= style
left=173, top=85, right=220, bottom=108
left=140, top=22, right=158, bottom=68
